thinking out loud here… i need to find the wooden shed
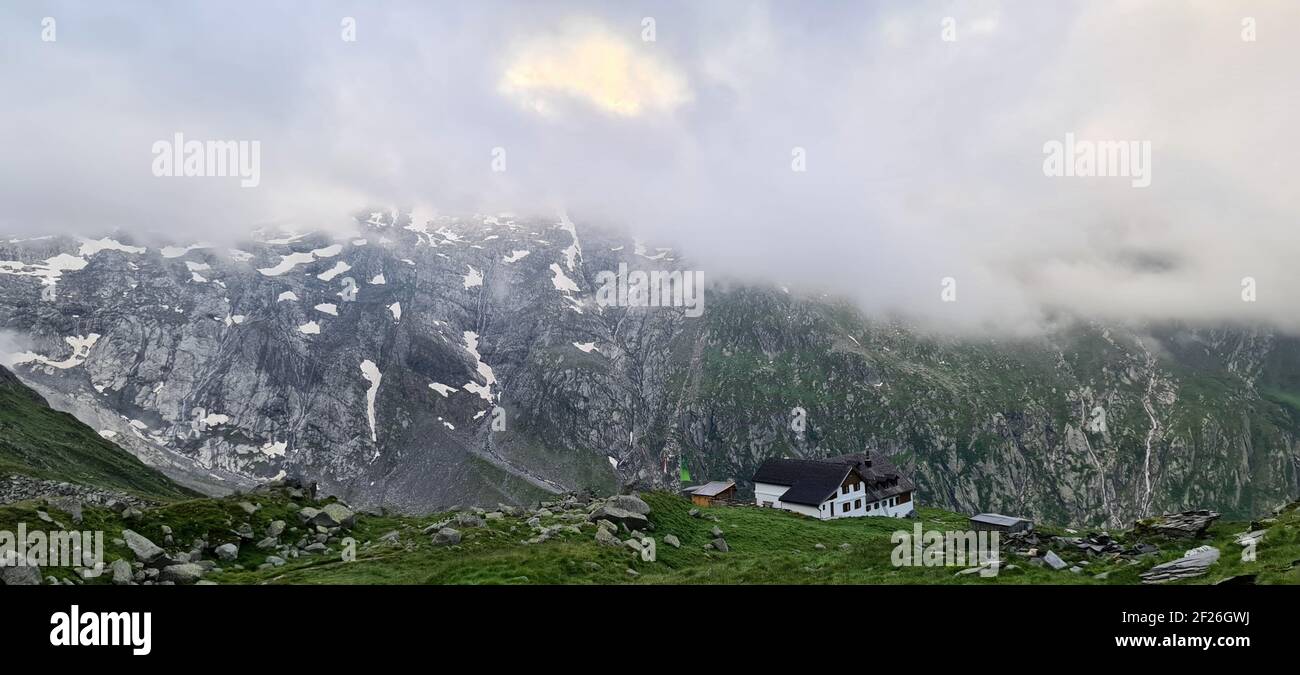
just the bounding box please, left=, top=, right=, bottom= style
left=969, top=513, right=1034, bottom=534
left=689, top=480, right=737, bottom=507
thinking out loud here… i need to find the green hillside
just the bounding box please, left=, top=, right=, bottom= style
left=4, top=486, right=1294, bottom=586
left=0, top=366, right=195, bottom=502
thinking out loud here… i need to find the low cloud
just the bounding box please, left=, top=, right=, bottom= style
left=1, top=1, right=1297, bottom=334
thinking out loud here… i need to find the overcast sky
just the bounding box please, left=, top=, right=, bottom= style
left=2, top=1, right=1298, bottom=333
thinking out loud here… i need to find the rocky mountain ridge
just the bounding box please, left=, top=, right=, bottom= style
left=2, top=212, right=1298, bottom=526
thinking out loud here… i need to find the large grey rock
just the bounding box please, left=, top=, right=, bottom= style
left=1142, top=547, right=1221, bottom=583
left=588, top=506, right=649, bottom=532
left=214, top=543, right=240, bottom=561
left=594, top=527, right=622, bottom=547
left=266, top=520, right=286, bottom=538
left=1134, top=510, right=1221, bottom=540
left=1042, top=550, right=1068, bottom=570
left=607, top=495, right=651, bottom=515
left=663, top=534, right=681, bottom=548
left=710, top=537, right=730, bottom=553
left=310, top=503, right=356, bottom=529
left=455, top=512, right=486, bottom=528
left=122, top=529, right=165, bottom=564
left=297, top=507, right=320, bottom=524
left=431, top=528, right=461, bottom=545
left=0, top=552, right=42, bottom=585
left=159, top=563, right=205, bottom=585
left=110, top=559, right=133, bottom=585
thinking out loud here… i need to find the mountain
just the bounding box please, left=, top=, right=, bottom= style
left=1, top=213, right=1298, bottom=525
left=0, top=364, right=194, bottom=503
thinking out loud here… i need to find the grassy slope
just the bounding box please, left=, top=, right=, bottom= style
left=0, top=366, right=195, bottom=502
left=4, top=490, right=1293, bottom=585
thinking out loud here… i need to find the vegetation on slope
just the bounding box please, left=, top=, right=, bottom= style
left=3, top=488, right=1295, bottom=586
left=0, top=366, right=195, bottom=503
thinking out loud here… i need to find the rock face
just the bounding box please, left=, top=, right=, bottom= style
left=4, top=217, right=1300, bottom=524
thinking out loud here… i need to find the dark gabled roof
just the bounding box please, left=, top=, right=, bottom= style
left=752, top=458, right=853, bottom=506
left=827, top=453, right=916, bottom=502
left=753, top=452, right=916, bottom=506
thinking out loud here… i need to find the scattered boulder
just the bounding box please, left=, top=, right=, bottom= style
left=159, top=563, right=205, bottom=585
left=1042, top=550, right=1068, bottom=571
left=110, top=559, right=133, bottom=585
left=298, top=507, right=321, bottom=524
left=309, top=503, right=356, bottom=529
left=1141, top=547, right=1220, bottom=583
left=1134, top=510, right=1220, bottom=540
left=266, top=520, right=286, bottom=538
left=607, top=494, right=651, bottom=515
left=122, top=529, right=166, bottom=564
left=431, top=528, right=461, bottom=546
left=215, top=543, right=240, bottom=561
left=587, top=505, right=649, bottom=532
left=595, top=527, right=622, bottom=548
left=455, top=512, right=486, bottom=529
left=663, top=534, right=681, bottom=548
left=710, top=537, right=730, bottom=553
left=0, top=552, right=42, bottom=585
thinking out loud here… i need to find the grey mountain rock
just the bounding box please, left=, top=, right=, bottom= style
left=3, top=215, right=1299, bottom=526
